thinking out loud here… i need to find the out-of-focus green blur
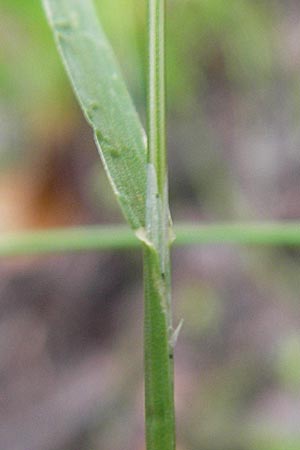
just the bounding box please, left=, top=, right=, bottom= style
left=1, top=1, right=300, bottom=450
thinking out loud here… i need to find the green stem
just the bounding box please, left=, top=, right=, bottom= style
left=175, top=222, right=300, bottom=246
left=0, top=225, right=137, bottom=257
left=143, top=245, right=175, bottom=450
left=144, top=0, right=175, bottom=449
left=3, top=222, right=300, bottom=257
left=147, top=0, right=166, bottom=194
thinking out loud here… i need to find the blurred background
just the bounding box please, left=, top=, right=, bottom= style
left=1, top=0, right=300, bottom=449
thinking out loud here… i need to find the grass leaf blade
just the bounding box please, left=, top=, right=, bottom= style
left=42, top=0, right=147, bottom=229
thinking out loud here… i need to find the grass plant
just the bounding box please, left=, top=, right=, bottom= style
left=0, top=0, right=299, bottom=448
left=43, top=0, right=175, bottom=448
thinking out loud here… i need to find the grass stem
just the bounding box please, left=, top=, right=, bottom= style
left=144, top=0, right=176, bottom=449
left=3, top=222, right=300, bottom=257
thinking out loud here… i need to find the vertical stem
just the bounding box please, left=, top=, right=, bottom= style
left=143, top=245, right=175, bottom=450
left=143, top=1, right=175, bottom=450
left=147, top=0, right=166, bottom=194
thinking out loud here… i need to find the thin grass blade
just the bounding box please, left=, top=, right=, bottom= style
left=42, top=0, right=147, bottom=229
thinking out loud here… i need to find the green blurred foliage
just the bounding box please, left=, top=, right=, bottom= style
left=167, top=0, right=274, bottom=109
left=249, top=432, right=300, bottom=450
left=276, top=333, right=300, bottom=389
left=176, top=280, right=222, bottom=338
left=0, top=0, right=69, bottom=114
left=0, top=0, right=275, bottom=124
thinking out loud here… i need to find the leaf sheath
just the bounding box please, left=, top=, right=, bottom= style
left=143, top=245, right=175, bottom=450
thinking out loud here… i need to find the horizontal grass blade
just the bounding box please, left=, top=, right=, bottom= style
left=42, top=0, right=147, bottom=230
left=2, top=222, right=300, bottom=257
